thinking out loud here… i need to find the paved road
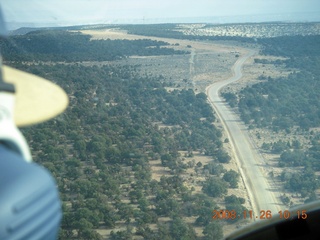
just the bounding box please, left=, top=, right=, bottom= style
left=206, top=50, right=281, bottom=220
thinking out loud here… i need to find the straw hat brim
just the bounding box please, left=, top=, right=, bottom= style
left=3, top=65, right=69, bottom=127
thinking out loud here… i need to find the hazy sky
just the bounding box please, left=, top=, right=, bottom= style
left=1, top=0, right=320, bottom=25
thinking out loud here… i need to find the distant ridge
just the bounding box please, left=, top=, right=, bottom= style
left=9, top=24, right=110, bottom=35
left=5, top=11, right=320, bottom=31
left=9, top=27, right=46, bottom=35
left=8, top=20, right=320, bottom=37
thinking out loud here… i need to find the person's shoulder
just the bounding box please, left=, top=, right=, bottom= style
left=0, top=144, right=29, bottom=170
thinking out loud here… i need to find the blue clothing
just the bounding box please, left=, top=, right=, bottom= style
left=0, top=145, right=62, bottom=240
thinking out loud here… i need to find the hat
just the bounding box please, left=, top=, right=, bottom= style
left=2, top=65, right=69, bottom=127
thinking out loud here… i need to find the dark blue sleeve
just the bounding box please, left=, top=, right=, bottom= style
left=0, top=145, right=62, bottom=240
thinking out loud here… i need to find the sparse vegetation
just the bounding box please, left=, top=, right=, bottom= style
left=3, top=22, right=319, bottom=239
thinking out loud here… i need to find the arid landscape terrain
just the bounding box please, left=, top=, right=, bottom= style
left=79, top=27, right=301, bottom=236
left=4, top=21, right=317, bottom=239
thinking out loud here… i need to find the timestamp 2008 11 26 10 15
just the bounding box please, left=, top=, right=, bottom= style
left=212, top=209, right=308, bottom=220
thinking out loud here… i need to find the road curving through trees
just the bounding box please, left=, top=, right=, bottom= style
left=206, top=49, right=282, bottom=221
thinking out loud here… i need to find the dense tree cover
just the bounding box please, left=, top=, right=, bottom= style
left=121, top=24, right=254, bottom=43
left=224, top=35, right=320, bottom=132
left=0, top=29, right=244, bottom=239
left=258, top=35, right=320, bottom=57
left=0, top=30, right=187, bottom=62
left=17, top=61, right=226, bottom=238
left=236, top=69, right=320, bottom=131
left=223, top=34, right=320, bottom=198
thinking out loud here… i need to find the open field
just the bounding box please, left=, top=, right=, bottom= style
left=80, top=28, right=250, bottom=93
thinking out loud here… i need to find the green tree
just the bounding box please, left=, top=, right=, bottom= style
left=202, top=177, right=228, bottom=197
left=195, top=206, right=214, bottom=226
left=110, top=228, right=133, bottom=240
left=78, top=228, right=102, bottom=240
left=76, top=218, right=103, bottom=240
left=216, top=149, right=231, bottom=163
left=203, top=161, right=226, bottom=175
left=225, top=203, right=247, bottom=222
left=225, top=194, right=245, bottom=205
left=223, top=170, right=240, bottom=188
left=169, top=217, right=197, bottom=240
left=203, top=221, right=223, bottom=240
left=280, top=150, right=305, bottom=167
left=272, top=140, right=288, bottom=154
